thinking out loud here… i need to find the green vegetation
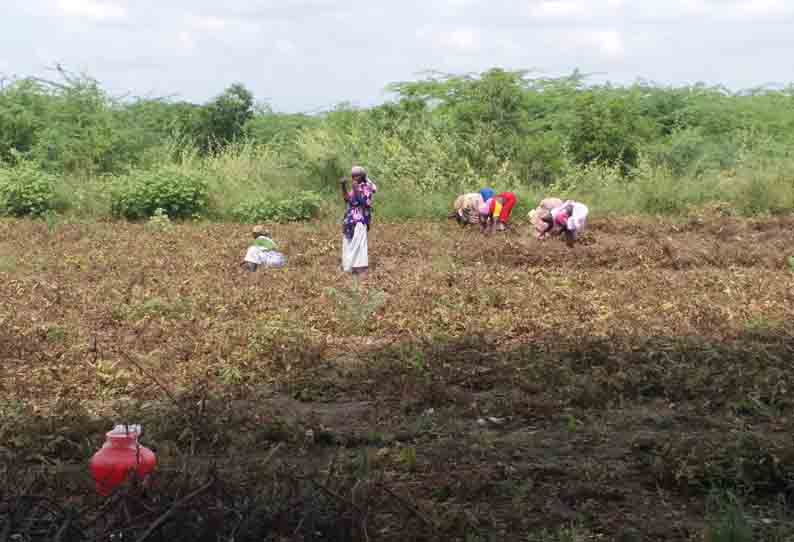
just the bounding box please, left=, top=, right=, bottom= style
left=231, top=189, right=322, bottom=223
left=705, top=490, right=754, bottom=542
left=1, top=67, right=794, bottom=221
left=110, top=164, right=210, bottom=219
left=0, top=153, right=64, bottom=216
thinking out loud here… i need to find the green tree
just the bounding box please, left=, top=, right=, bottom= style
left=568, top=89, right=656, bottom=173
left=0, top=80, right=50, bottom=163
left=197, top=83, right=255, bottom=151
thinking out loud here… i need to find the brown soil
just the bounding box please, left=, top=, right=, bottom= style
left=1, top=216, right=793, bottom=541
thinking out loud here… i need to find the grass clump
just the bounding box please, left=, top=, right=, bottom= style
left=705, top=490, right=753, bottom=542
left=325, top=283, right=386, bottom=333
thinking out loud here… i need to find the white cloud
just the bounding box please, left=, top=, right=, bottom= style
left=437, top=29, right=481, bottom=51
left=592, top=30, right=624, bottom=57
left=442, top=0, right=480, bottom=8
left=733, top=0, right=789, bottom=17
left=188, top=15, right=227, bottom=31
left=415, top=25, right=432, bottom=39
left=275, top=39, right=296, bottom=54
left=567, top=29, right=625, bottom=58
left=667, top=0, right=794, bottom=21
left=177, top=31, right=196, bottom=52
left=528, top=1, right=585, bottom=19
left=56, top=0, right=127, bottom=20
left=679, top=0, right=709, bottom=13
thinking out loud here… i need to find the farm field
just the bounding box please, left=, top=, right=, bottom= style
left=1, top=214, right=794, bottom=541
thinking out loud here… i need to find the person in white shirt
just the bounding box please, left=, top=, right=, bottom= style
left=539, top=200, right=589, bottom=247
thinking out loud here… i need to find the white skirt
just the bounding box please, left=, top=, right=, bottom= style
left=244, top=247, right=286, bottom=268
left=342, top=223, right=368, bottom=272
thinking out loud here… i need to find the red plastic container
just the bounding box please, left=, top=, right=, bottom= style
left=90, top=424, right=156, bottom=496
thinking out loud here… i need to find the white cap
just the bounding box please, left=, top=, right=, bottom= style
left=108, top=424, right=142, bottom=437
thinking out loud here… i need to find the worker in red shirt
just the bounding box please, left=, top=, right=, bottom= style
left=478, top=191, right=517, bottom=234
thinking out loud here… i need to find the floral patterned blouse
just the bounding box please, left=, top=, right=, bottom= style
left=343, top=180, right=377, bottom=240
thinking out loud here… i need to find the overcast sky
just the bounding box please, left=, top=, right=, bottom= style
left=3, top=0, right=793, bottom=112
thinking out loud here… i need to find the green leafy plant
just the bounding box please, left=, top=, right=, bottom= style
left=218, top=364, right=244, bottom=386
left=325, top=283, right=386, bottom=333
left=45, top=326, right=67, bottom=342
left=145, top=207, right=174, bottom=231
left=122, top=296, right=192, bottom=320
left=397, top=446, right=418, bottom=471
left=111, top=165, right=209, bottom=220
left=43, top=209, right=59, bottom=232
left=232, top=190, right=321, bottom=223
left=0, top=155, right=64, bottom=217
left=705, top=489, right=753, bottom=542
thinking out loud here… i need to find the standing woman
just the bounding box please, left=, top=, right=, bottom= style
left=340, top=165, right=377, bottom=279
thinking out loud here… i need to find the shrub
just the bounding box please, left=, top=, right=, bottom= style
left=111, top=165, right=209, bottom=220
left=647, top=128, right=707, bottom=176
left=232, top=190, right=321, bottom=223
left=0, top=157, right=64, bottom=217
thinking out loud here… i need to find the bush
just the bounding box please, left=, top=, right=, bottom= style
left=0, top=157, right=64, bottom=217
left=568, top=91, right=655, bottom=174
left=111, top=165, right=210, bottom=220
left=232, top=190, right=322, bottom=223
left=647, top=128, right=707, bottom=176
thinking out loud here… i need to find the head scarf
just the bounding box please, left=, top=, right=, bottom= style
left=480, top=188, right=495, bottom=202
left=351, top=165, right=377, bottom=192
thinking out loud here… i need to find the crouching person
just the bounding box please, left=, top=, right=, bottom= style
left=539, top=200, right=589, bottom=247
left=529, top=197, right=564, bottom=239
left=450, top=192, right=485, bottom=225
left=243, top=225, right=287, bottom=271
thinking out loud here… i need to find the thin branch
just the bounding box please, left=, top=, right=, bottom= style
left=53, top=513, right=76, bottom=542
left=0, top=498, right=14, bottom=542
left=324, top=446, right=341, bottom=486
left=24, top=76, right=69, bottom=91
left=133, top=478, right=214, bottom=542
left=261, top=442, right=284, bottom=467
left=379, top=483, right=438, bottom=532
left=117, top=349, right=180, bottom=409
left=295, top=475, right=366, bottom=517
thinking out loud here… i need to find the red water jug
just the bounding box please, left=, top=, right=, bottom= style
left=90, top=424, right=156, bottom=496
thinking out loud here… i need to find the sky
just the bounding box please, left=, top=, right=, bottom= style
left=2, top=0, right=793, bottom=113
